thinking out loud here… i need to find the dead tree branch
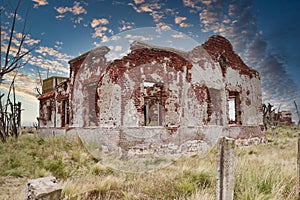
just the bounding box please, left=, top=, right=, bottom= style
left=0, top=0, right=35, bottom=142
left=262, top=103, right=275, bottom=130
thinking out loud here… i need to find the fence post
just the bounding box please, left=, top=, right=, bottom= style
left=297, top=132, right=300, bottom=200
left=216, top=137, right=235, bottom=200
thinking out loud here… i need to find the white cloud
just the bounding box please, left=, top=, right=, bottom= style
left=201, top=0, right=212, bottom=6
left=101, top=35, right=109, bottom=42
left=55, top=15, right=65, bottom=19
left=134, top=0, right=145, bottom=4
left=128, top=2, right=173, bottom=34
left=182, top=0, right=202, bottom=11
left=91, top=24, right=113, bottom=44
left=128, top=2, right=162, bottom=14
left=5, top=12, right=22, bottom=21
left=111, top=36, right=121, bottom=41
left=72, top=1, right=87, bottom=15
left=92, top=26, right=108, bottom=38
left=182, top=0, right=195, bottom=7
left=25, top=38, right=41, bottom=46
left=171, top=33, right=184, bottom=38
left=151, top=12, right=163, bottom=22
left=174, top=16, right=186, bottom=24
left=55, top=7, right=70, bottom=14
left=1, top=29, right=39, bottom=61
left=129, top=3, right=153, bottom=13
left=140, top=5, right=153, bottom=12
left=15, top=32, right=23, bottom=39
left=156, top=22, right=171, bottom=31
left=124, top=34, right=152, bottom=41
left=35, top=46, right=72, bottom=62
left=165, top=8, right=178, bottom=16
left=115, top=45, right=122, bottom=51
left=74, top=17, right=84, bottom=24
left=32, top=0, right=48, bottom=8
left=199, top=9, right=219, bottom=25
left=119, top=20, right=135, bottom=31
left=27, top=55, right=69, bottom=75
left=174, top=16, right=192, bottom=28
left=1, top=72, right=36, bottom=95
left=179, top=22, right=193, bottom=28
left=55, top=1, right=87, bottom=17
left=90, top=18, right=109, bottom=28
left=55, top=41, right=63, bottom=46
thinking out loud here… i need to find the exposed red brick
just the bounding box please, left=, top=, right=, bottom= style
left=38, top=36, right=264, bottom=142
left=202, top=35, right=259, bottom=78
left=38, top=91, right=55, bottom=100
left=105, top=48, right=191, bottom=83
left=245, top=98, right=251, bottom=106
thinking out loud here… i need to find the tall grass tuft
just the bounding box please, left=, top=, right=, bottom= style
left=0, top=125, right=299, bottom=199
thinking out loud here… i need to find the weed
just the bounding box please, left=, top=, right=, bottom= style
left=92, top=163, right=114, bottom=176
left=175, top=170, right=212, bottom=196
left=0, top=125, right=299, bottom=199
left=257, top=178, right=272, bottom=194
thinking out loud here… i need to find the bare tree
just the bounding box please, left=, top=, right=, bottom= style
left=0, top=1, right=34, bottom=81
left=34, top=66, right=49, bottom=96
left=0, top=1, right=36, bottom=142
left=262, top=103, right=276, bottom=130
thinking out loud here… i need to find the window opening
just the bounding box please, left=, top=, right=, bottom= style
left=61, top=99, right=70, bottom=127
left=228, top=97, right=236, bottom=122
left=65, top=100, right=70, bottom=125
left=143, top=81, right=163, bottom=126
left=47, top=105, right=52, bottom=121
left=228, top=91, right=241, bottom=125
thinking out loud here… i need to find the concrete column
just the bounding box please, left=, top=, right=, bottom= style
left=216, top=137, right=235, bottom=200
left=26, top=176, right=62, bottom=200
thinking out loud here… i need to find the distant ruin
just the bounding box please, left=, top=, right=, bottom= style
left=38, top=35, right=265, bottom=163
left=273, top=111, right=294, bottom=125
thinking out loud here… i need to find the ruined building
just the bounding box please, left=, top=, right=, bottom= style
left=272, top=111, right=294, bottom=125
left=38, top=35, right=264, bottom=154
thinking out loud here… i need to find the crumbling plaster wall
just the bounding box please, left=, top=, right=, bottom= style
left=202, top=35, right=263, bottom=127
left=94, top=47, right=222, bottom=133
left=69, top=36, right=263, bottom=133
left=39, top=93, right=55, bottom=128
left=55, top=81, right=69, bottom=128
left=224, top=67, right=262, bottom=125
left=188, top=45, right=226, bottom=126
left=70, top=46, right=110, bottom=127
left=40, top=35, right=264, bottom=146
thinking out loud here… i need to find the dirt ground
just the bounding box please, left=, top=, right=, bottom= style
left=0, top=176, right=27, bottom=200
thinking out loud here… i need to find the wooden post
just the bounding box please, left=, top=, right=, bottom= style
left=294, top=101, right=300, bottom=127
left=298, top=132, right=300, bottom=200
left=216, top=137, right=235, bottom=200
left=17, top=102, right=21, bottom=128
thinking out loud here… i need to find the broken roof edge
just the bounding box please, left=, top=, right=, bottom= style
left=67, top=35, right=234, bottom=66
left=203, top=35, right=233, bottom=49
left=38, top=90, right=55, bottom=100
left=42, top=76, right=68, bottom=82
left=130, top=40, right=189, bottom=58
left=202, top=35, right=259, bottom=76
left=68, top=39, right=201, bottom=66
left=66, top=36, right=259, bottom=77
left=68, top=46, right=111, bottom=65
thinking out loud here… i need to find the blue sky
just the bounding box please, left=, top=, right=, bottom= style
left=1, top=0, right=299, bottom=126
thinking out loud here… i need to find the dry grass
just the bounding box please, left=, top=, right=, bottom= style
left=0, top=125, right=299, bottom=199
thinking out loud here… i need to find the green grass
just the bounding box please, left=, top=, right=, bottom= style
left=0, top=133, right=95, bottom=179
left=0, top=125, right=299, bottom=199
